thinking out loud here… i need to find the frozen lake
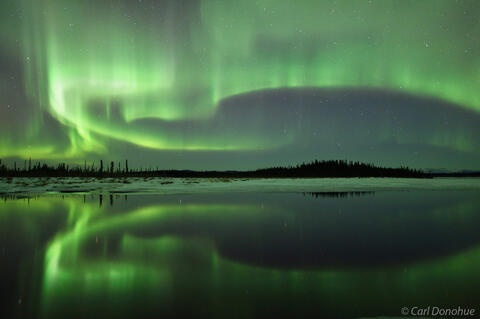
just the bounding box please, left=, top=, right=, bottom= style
left=1, top=177, right=480, bottom=195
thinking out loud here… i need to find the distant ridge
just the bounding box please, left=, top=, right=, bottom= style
left=0, top=159, right=428, bottom=178
left=428, top=171, right=480, bottom=177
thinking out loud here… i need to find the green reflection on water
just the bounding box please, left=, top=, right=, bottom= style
left=1, top=192, right=479, bottom=318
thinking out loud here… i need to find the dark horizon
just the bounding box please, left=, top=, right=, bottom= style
left=1, top=156, right=479, bottom=176
left=0, top=158, right=435, bottom=178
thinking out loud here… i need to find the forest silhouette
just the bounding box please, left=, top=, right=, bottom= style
left=0, top=158, right=428, bottom=178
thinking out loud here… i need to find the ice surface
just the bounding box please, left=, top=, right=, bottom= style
left=0, top=177, right=479, bottom=195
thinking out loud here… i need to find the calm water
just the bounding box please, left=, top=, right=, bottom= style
left=1, top=179, right=480, bottom=318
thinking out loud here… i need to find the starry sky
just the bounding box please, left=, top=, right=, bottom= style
left=1, top=0, right=479, bottom=170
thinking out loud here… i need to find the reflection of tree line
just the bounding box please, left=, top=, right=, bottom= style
left=0, top=159, right=428, bottom=178
left=304, top=191, right=374, bottom=198
left=97, top=194, right=128, bottom=207
left=1, top=192, right=374, bottom=207
left=0, top=194, right=129, bottom=206
left=1, top=194, right=40, bottom=202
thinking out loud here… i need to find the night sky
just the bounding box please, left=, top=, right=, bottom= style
left=1, top=0, right=479, bottom=170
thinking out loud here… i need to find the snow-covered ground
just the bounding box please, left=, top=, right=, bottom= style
left=0, top=177, right=479, bottom=195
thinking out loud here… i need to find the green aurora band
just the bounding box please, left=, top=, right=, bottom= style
left=1, top=0, right=479, bottom=161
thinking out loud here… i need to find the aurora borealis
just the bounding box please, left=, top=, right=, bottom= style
left=1, top=0, right=480, bottom=169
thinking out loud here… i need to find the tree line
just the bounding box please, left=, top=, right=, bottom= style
left=0, top=158, right=428, bottom=178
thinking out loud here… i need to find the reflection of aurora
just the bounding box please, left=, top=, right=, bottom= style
left=4, top=192, right=471, bottom=317
left=1, top=0, right=480, bottom=165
